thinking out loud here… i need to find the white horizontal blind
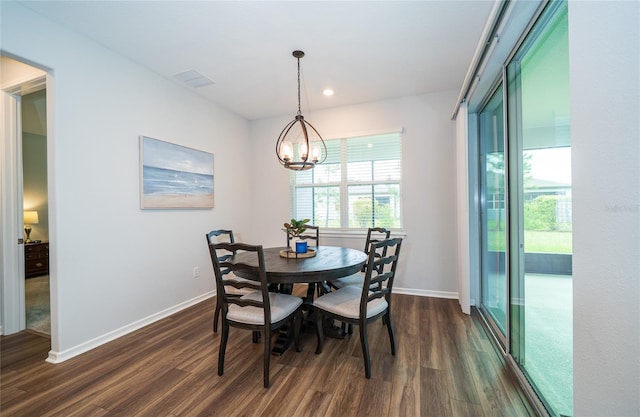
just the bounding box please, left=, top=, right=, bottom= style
left=291, top=133, right=402, bottom=229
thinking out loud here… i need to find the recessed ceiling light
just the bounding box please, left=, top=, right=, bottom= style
left=323, top=88, right=334, bottom=96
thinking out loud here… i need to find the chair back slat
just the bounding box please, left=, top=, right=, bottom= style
left=206, top=229, right=235, bottom=244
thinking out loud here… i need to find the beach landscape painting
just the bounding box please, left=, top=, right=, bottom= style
left=140, top=136, right=214, bottom=209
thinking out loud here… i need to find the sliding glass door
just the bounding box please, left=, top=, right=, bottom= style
left=476, top=2, right=572, bottom=416
left=507, top=2, right=572, bottom=416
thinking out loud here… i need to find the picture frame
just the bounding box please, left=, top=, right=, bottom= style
left=139, top=135, right=214, bottom=209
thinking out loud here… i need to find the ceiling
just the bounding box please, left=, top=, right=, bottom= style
left=19, top=1, right=494, bottom=121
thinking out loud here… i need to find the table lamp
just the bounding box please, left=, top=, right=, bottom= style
left=24, top=210, right=39, bottom=243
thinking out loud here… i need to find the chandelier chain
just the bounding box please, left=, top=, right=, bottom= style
left=297, top=56, right=302, bottom=116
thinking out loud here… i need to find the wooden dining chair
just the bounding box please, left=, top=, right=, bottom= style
left=330, top=227, right=391, bottom=289
left=328, top=228, right=390, bottom=335
left=313, top=237, right=403, bottom=379
left=206, top=229, right=254, bottom=333
left=208, top=241, right=303, bottom=388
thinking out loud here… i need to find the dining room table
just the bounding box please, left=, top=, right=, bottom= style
left=231, top=245, right=368, bottom=354
left=232, top=245, right=367, bottom=283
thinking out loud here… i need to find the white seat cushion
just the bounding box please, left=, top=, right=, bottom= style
left=227, top=291, right=302, bottom=325
left=313, top=285, right=388, bottom=319
left=331, top=272, right=364, bottom=289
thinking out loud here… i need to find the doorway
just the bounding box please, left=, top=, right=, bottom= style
left=22, top=89, right=50, bottom=335
left=1, top=55, right=51, bottom=340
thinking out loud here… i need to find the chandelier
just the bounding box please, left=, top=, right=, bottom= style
left=275, top=50, right=327, bottom=171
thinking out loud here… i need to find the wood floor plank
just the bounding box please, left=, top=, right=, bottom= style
left=49, top=393, right=108, bottom=417
left=292, top=389, right=332, bottom=417
left=0, top=295, right=535, bottom=417
left=388, top=330, right=420, bottom=417
left=421, top=366, right=454, bottom=417
left=356, top=378, right=393, bottom=417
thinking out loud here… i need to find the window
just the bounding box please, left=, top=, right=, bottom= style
left=290, top=132, right=402, bottom=229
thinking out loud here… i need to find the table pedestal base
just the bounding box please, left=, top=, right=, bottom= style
left=270, top=282, right=347, bottom=355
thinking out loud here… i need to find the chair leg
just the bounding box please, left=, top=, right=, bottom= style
left=294, top=310, right=302, bottom=352
left=263, top=328, right=271, bottom=388
left=218, top=321, right=229, bottom=377
left=315, top=310, right=324, bottom=354
left=213, top=303, right=221, bottom=332
left=359, top=321, right=372, bottom=379
left=385, top=311, right=396, bottom=356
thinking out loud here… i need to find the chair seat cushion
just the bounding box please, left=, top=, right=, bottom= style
left=313, top=285, right=388, bottom=319
left=331, top=272, right=364, bottom=289
left=227, top=292, right=302, bottom=325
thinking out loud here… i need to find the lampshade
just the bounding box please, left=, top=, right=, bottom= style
left=24, top=210, right=39, bottom=225
left=275, top=50, right=327, bottom=171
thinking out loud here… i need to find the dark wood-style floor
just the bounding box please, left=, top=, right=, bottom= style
left=1, top=290, right=535, bottom=417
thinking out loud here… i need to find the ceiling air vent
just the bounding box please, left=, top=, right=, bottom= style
left=173, top=69, right=215, bottom=88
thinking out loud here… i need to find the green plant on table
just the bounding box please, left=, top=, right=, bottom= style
left=283, top=218, right=310, bottom=240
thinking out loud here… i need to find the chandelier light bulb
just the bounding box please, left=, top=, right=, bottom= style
left=299, top=142, right=308, bottom=160
left=311, top=145, right=321, bottom=163
left=280, top=141, right=293, bottom=161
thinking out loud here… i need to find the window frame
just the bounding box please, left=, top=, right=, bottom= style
left=289, top=132, right=403, bottom=231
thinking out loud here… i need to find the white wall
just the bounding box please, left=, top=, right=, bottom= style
left=248, top=92, right=460, bottom=297
left=1, top=2, right=252, bottom=358
left=569, top=1, right=640, bottom=415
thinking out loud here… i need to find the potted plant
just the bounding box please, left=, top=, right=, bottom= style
left=283, top=218, right=310, bottom=253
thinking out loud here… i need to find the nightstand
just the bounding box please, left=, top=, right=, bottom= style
left=25, top=242, right=49, bottom=278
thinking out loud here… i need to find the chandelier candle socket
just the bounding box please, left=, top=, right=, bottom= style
left=275, top=50, right=327, bottom=171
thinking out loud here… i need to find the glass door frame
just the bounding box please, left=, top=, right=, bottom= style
left=477, top=78, right=511, bottom=353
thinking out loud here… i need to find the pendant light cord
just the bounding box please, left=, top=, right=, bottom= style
left=297, top=57, right=302, bottom=116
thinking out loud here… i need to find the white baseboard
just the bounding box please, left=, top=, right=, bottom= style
left=394, top=287, right=459, bottom=299
left=46, top=291, right=215, bottom=364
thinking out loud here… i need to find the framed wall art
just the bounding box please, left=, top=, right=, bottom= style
left=139, top=135, right=214, bottom=209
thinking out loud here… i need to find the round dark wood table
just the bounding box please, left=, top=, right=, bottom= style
left=232, top=246, right=367, bottom=284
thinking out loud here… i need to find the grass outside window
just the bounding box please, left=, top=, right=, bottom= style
left=487, top=230, right=572, bottom=254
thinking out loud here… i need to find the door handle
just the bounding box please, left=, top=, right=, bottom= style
left=18, top=238, right=24, bottom=244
